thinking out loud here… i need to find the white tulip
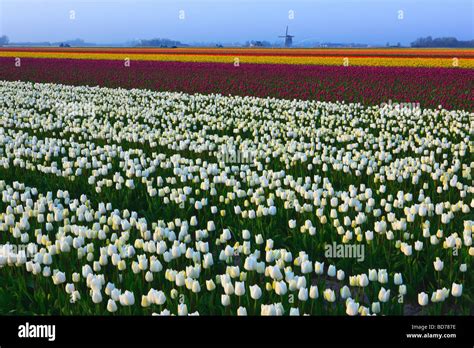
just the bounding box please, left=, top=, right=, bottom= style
left=221, top=294, right=230, bottom=306
left=298, top=287, right=308, bottom=301
left=289, top=307, right=300, bottom=316
left=91, top=290, right=103, bottom=304
left=378, top=287, right=390, bottom=302
left=237, top=307, right=248, bottom=316
left=235, top=281, right=245, bottom=296
left=309, top=285, right=319, bottom=299
left=52, top=271, right=66, bottom=285
left=323, top=288, right=336, bottom=302
left=178, top=303, right=188, bottom=316
left=119, top=291, right=135, bottom=306
left=451, top=283, right=463, bottom=297
left=250, top=284, right=262, bottom=300
left=107, top=299, right=118, bottom=312
left=433, top=257, right=444, bottom=271
left=393, top=273, right=403, bottom=285
left=418, top=292, right=428, bottom=306
left=346, top=300, right=359, bottom=316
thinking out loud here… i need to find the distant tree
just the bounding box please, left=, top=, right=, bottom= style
left=0, top=35, right=9, bottom=46
left=411, top=36, right=474, bottom=48
left=246, top=40, right=272, bottom=47
left=411, top=36, right=432, bottom=47
left=136, top=38, right=187, bottom=47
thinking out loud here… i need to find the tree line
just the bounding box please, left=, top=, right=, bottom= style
left=411, top=36, right=474, bottom=48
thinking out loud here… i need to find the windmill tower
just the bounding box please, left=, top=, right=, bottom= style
left=279, top=26, right=294, bottom=47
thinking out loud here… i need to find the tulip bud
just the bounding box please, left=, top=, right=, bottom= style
left=235, top=281, right=245, bottom=296
left=206, top=279, right=216, bottom=291
left=309, top=285, right=319, bottom=299
left=119, top=290, right=135, bottom=306
left=314, top=261, right=324, bottom=275
left=246, top=284, right=261, bottom=300
left=371, top=302, right=380, bottom=314
left=191, top=280, right=201, bottom=293
left=433, top=257, right=444, bottom=271
left=178, top=303, right=188, bottom=316
left=378, top=287, right=390, bottom=302
left=111, top=288, right=121, bottom=301
left=378, top=270, right=388, bottom=284
left=145, top=271, right=154, bottom=282
left=52, top=271, right=66, bottom=285
left=141, top=295, right=150, bottom=307
left=221, top=294, right=231, bottom=306
left=340, top=285, right=351, bottom=299
left=323, top=288, right=336, bottom=302
left=92, top=290, right=103, bottom=304
left=72, top=272, right=80, bottom=283
left=301, top=260, right=313, bottom=274
left=369, top=269, right=378, bottom=282
left=118, top=260, right=126, bottom=271
left=451, top=283, right=463, bottom=297
left=358, top=274, right=369, bottom=287
left=107, top=299, right=118, bottom=312
left=289, top=307, right=300, bottom=316
left=275, top=281, right=288, bottom=296
left=298, top=287, right=308, bottom=301
left=346, top=300, right=359, bottom=316
left=237, top=307, right=247, bottom=316
left=418, top=292, right=428, bottom=306
left=43, top=253, right=53, bottom=265
left=414, top=241, right=423, bottom=251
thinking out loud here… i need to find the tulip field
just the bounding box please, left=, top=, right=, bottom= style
left=0, top=79, right=472, bottom=316
left=1, top=48, right=474, bottom=110
left=2, top=47, right=474, bottom=67
left=0, top=48, right=473, bottom=316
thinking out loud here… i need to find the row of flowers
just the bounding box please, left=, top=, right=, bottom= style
left=1, top=50, right=473, bottom=68
left=0, top=178, right=469, bottom=315
left=0, top=58, right=472, bottom=110
left=0, top=80, right=471, bottom=315
left=2, top=47, right=474, bottom=58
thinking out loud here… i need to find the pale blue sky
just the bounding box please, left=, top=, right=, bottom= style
left=0, top=0, right=472, bottom=45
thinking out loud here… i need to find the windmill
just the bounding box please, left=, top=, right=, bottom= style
left=279, top=26, right=294, bottom=47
